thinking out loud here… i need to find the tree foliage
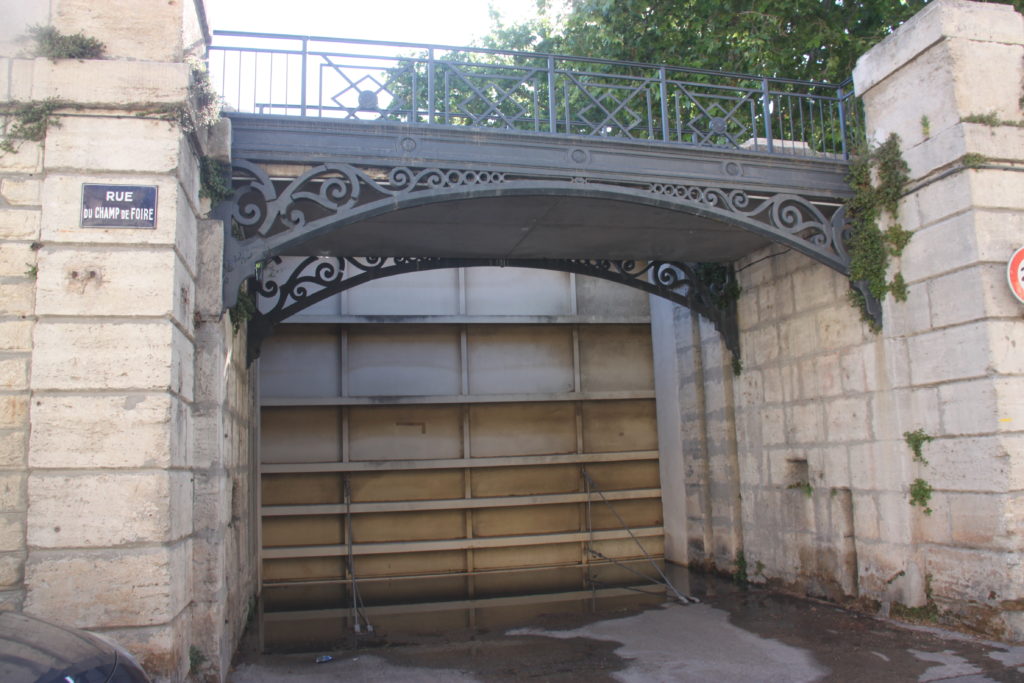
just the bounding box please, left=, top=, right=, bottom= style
left=484, top=0, right=1023, bottom=83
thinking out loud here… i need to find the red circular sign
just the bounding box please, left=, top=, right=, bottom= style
left=1009, top=247, right=1024, bottom=304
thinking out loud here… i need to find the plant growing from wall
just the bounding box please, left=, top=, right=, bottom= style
left=919, top=115, right=930, bottom=139
left=904, top=428, right=934, bottom=465
left=229, top=288, right=256, bottom=333
left=909, top=477, right=933, bottom=515
left=787, top=481, right=814, bottom=498
left=182, top=56, right=222, bottom=133
left=732, top=551, right=748, bottom=586
left=199, top=156, right=233, bottom=205
left=0, top=98, right=65, bottom=154
left=28, top=25, right=105, bottom=60
left=844, top=134, right=911, bottom=328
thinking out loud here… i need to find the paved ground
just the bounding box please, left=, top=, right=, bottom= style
left=230, top=569, right=1024, bottom=682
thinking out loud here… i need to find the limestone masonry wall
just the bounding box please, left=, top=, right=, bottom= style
left=0, top=0, right=256, bottom=680
left=653, top=0, right=1024, bottom=640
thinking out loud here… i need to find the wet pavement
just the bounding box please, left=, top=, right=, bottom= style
left=230, top=568, right=1024, bottom=682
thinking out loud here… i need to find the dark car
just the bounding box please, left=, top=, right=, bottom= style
left=0, top=612, right=150, bottom=682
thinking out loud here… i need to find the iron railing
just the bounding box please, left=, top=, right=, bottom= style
left=209, top=31, right=862, bottom=159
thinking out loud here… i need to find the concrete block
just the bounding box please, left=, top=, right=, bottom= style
left=34, top=246, right=177, bottom=318
left=0, top=281, right=33, bottom=316
left=55, top=0, right=187, bottom=62
left=0, top=396, right=27, bottom=431
left=195, top=220, right=224, bottom=316
left=27, top=471, right=191, bottom=547
left=909, top=172, right=976, bottom=230
left=948, top=492, right=1012, bottom=548
left=31, top=59, right=188, bottom=104
left=816, top=305, right=865, bottom=350
left=0, top=178, right=41, bottom=206
left=0, top=472, right=25, bottom=512
left=39, top=174, right=181, bottom=247
left=0, top=242, right=35, bottom=278
left=748, top=325, right=780, bottom=366
left=937, top=266, right=991, bottom=327
left=988, top=320, right=1024, bottom=375
left=94, top=616, right=189, bottom=682
left=883, top=281, right=932, bottom=338
left=0, top=430, right=26, bottom=469
left=974, top=209, right=1024, bottom=263
left=0, top=357, right=28, bottom=391
left=968, top=167, right=1024, bottom=213
left=29, top=393, right=180, bottom=469
left=25, top=543, right=190, bottom=629
left=31, top=321, right=173, bottom=391
left=780, top=314, right=819, bottom=357
left=174, top=184, right=199, bottom=277
left=786, top=403, right=823, bottom=444
left=824, top=396, right=871, bottom=443
left=940, top=377, right=1001, bottom=436
left=0, top=514, right=23, bottom=552
left=900, top=211, right=979, bottom=283
left=854, top=0, right=1024, bottom=96
left=171, top=325, right=195, bottom=402
left=927, top=435, right=1012, bottom=492
left=0, top=209, right=40, bottom=240
left=907, top=321, right=991, bottom=385
left=926, top=544, right=1018, bottom=605
left=849, top=441, right=909, bottom=493
left=915, top=490, right=952, bottom=544
left=0, top=321, right=33, bottom=352
left=45, top=116, right=181, bottom=174
left=0, top=552, right=24, bottom=588
left=791, top=265, right=838, bottom=312
left=0, top=141, right=42, bottom=174
left=839, top=342, right=876, bottom=394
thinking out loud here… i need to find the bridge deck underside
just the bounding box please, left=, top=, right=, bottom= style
left=286, top=195, right=772, bottom=263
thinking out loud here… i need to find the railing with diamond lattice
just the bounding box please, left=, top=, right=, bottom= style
left=210, top=30, right=860, bottom=159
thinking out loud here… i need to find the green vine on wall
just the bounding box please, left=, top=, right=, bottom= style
left=904, top=428, right=935, bottom=514
left=0, top=98, right=66, bottom=154
left=844, top=133, right=911, bottom=329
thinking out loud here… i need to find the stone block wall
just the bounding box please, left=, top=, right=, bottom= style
left=653, top=0, right=1024, bottom=640
left=0, top=0, right=257, bottom=680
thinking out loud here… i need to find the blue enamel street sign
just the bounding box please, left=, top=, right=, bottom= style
left=81, top=184, right=158, bottom=228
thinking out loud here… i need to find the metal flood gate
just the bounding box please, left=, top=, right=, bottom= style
left=256, top=264, right=665, bottom=650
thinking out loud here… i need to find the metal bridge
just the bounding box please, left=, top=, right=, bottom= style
left=209, top=32, right=867, bottom=359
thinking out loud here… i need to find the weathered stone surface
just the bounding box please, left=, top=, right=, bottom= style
left=0, top=472, right=25, bottom=512
left=0, top=281, right=34, bottom=316
left=29, top=393, right=179, bottom=469
left=34, top=247, right=178, bottom=318
left=45, top=116, right=182, bottom=174
left=0, top=357, right=28, bottom=391
left=0, top=430, right=26, bottom=470
left=25, top=543, right=190, bottom=628
left=29, top=58, right=188, bottom=103
left=27, top=471, right=192, bottom=547
left=0, top=209, right=40, bottom=240
left=0, top=321, right=33, bottom=352
left=0, top=178, right=41, bottom=206
left=31, top=321, right=174, bottom=391
left=0, top=396, right=27, bottom=431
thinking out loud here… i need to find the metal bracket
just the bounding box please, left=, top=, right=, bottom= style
left=241, top=256, right=739, bottom=365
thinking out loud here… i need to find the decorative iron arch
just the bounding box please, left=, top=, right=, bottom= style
left=217, top=152, right=880, bottom=364
left=243, top=256, right=739, bottom=364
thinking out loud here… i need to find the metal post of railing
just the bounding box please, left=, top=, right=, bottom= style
left=658, top=67, right=670, bottom=142
left=300, top=37, right=308, bottom=117
left=427, top=48, right=436, bottom=125
left=761, top=77, right=774, bottom=154
left=837, top=86, right=848, bottom=159
left=547, top=56, right=557, bottom=134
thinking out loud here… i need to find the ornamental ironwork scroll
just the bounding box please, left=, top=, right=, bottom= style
left=242, top=256, right=739, bottom=364
left=224, top=159, right=851, bottom=278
